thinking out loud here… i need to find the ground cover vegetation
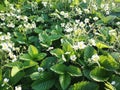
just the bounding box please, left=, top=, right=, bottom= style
left=0, top=0, right=120, bottom=90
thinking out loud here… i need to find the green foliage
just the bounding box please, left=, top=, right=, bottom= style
left=90, top=67, right=111, bottom=82
left=0, top=0, right=120, bottom=89
left=69, top=81, right=99, bottom=90
left=59, top=73, right=71, bottom=90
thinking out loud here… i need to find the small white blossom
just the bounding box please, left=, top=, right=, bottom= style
left=60, top=11, right=69, bottom=18
left=75, top=8, right=82, bottom=14
left=15, top=85, right=22, bottom=90
left=91, top=54, right=99, bottom=62
left=84, top=18, right=89, bottom=23
left=38, top=67, right=44, bottom=72
left=61, top=23, right=65, bottom=27
left=64, top=28, right=73, bottom=33
left=73, top=41, right=86, bottom=50
left=75, top=20, right=80, bottom=24
left=89, top=39, right=96, bottom=46
left=101, top=4, right=104, bottom=8
left=93, top=17, right=98, bottom=21
left=7, top=23, right=15, bottom=28
left=3, top=78, right=9, bottom=83
left=70, top=55, right=77, bottom=61
left=112, top=3, right=115, bottom=7
left=83, top=0, right=86, bottom=3
left=42, top=2, right=47, bottom=7
left=0, top=32, right=2, bottom=34
left=79, top=22, right=85, bottom=28
left=78, top=41, right=86, bottom=49
left=92, top=4, right=97, bottom=10
left=109, top=30, right=117, bottom=36
left=116, top=22, right=120, bottom=25
left=84, top=9, right=90, bottom=13
left=106, top=11, right=110, bottom=15
left=111, top=81, right=116, bottom=85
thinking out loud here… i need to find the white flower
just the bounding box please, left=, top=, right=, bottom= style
left=112, top=3, right=115, bottom=7
left=3, top=78, right=9, bottom=83
left=15, top=85, right=22, bottom=90
left=75, top=20, right=80, bottom=24
left=92, top=4, right=97, bottom=10
left=0, top=32, right=2, bottom=34
left=106, top=11, right=110, bottom=15
left=1, top=42, right=11, bottom=52
left=93, top=17, right=98, bottom=21
left=7, top=23, right=15, bottom=28
left=31, top=22, right=36, bottom=28
left=75, top=8, right=82, bottom=14
left=60, top=11, right=69, bottom=18
left=84, top=18, right=89, bottom=23
left=109, top=30, right=117, bottom=36
left=21, top=16, right=28, bottom=22
left=111, top=81, right=116, bottom=85
left=38, top=67, right=44, bottom=72
left=116, top=22, right=120, bottom=25
left=83, top=0, right=86, bottom=3
left=79, top=22, right=85, bottom=28
left=101, top=4, right=105, bottom=8
left=91, top=54, right=99, bottom=62
left=104, top=4, right=109, bottom=11
left=84, top=9, right=90, bottom=13
left=65, top=28, right=73, bottom=33
left=42, top=2, right=47, bottom=7
left=61, top=23, right=65, bottom=27
left=78, top=41, right=86, bottom=49
left=73, top=41, right=86, bottom=50
left=70, top=55, right=77, bottom=61
left=89, top=39, right=96, bottom=46
left=73, top=44, right=79, bottom=50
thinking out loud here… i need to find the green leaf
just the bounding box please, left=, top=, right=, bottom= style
left=96, top=42, right=109, bottom=49
left=5, top=61, right=23, bottom=68
left=59, top=73, right=71, bottom=90
left=99, top=55, right=119, bottom=71
left=50, top=35, right=61, bottom=41
left=50, top=48, right=64, bottom=58
left=67, top=65, right=82, bottom=77
left=70, top=0, right=80, bottom=7
left=0, top=69, right=2, bottom=81
left=32, top=72, right=55, bottom=90
left=32, top=79, right=55, bottom=90
left=69, top=81, right=99, bottom=90
left=28, top=45, right=39, bottom=58
left=10, top=71, right=25, bottom=85
left=36, top=53, right=47, bottom=61
left=114, top=0, right=120, bottom=3
left=40, top=57, right=56, bottom=69
left=30, top=72, right=40, bottom=80
left=62, top=40, right=73, bottom=53
left=11, top=66, right=20, bottom=77
left=50, top=64, right=66, bottom=74
left=105, top=82, right=116, bottom=90
left=22, top=61, right=38, bottom=69
left=20, top=54, right=32, bottom=61
left=84, top=46, right=95, bottom=60
left=102, top=16, right=116, bottom=24
left=109, top=75, right=120, bottom=90
left=90, top=67, right=111, bottom=82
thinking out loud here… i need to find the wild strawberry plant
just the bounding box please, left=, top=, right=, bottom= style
left=0, top=0, right=120, bottom=90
